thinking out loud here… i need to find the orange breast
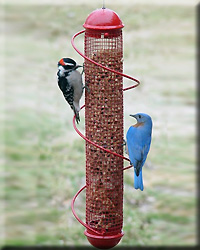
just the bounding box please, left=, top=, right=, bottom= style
left=133, top=122, right=144, bottom=128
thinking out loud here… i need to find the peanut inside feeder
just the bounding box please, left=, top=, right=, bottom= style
left=85, top=37, right=124, bottom=234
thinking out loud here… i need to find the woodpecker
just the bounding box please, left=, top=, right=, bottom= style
left=57, top=58, right=83, bottom=123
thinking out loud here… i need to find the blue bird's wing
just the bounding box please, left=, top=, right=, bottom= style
left=126, top=123, right=152, bottom=191
left=142, top=135, right=151, bottom=161
left=126, top=126, right=151, bottom=172
left=126, top=126, right=143, bottom=167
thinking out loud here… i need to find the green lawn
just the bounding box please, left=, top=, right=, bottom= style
left=1, top=1, right=196, bottom=247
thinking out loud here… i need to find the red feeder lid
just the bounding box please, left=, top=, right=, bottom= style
left=83, top=8, right=124, bottom=30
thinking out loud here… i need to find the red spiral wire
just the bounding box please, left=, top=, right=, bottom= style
left=71, top=30, right=140, bottom=91
left=71, top=30, right=140, bottom=235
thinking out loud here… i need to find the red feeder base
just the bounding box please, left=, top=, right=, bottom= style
left=84, top=230, right=124, bottom=249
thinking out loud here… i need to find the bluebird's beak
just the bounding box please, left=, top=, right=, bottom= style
left=130, top=114, right=137, bottom=119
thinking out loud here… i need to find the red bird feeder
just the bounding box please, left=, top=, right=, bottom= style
left=84, top=8, right=124, bottom=248
left=71, top=7, right=140, bottom=249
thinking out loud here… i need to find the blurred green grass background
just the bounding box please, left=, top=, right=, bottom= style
left=0, top=0, right=196, bottom=247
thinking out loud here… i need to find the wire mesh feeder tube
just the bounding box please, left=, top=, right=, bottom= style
left=83, top=8, right=124, bottom=249
left=71, top=9, right=140, bottom=248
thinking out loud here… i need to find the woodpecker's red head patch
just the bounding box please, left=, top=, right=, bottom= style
left=59, top=58, right=65, bottom=66
left=58, top=58, right=77, bottom=69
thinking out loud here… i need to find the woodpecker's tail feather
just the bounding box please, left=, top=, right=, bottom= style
left=75, top=112, right=80, bottom=124
left=72, top=106, right=80, bottom=124
left=134, top=169, right=144, bottom=191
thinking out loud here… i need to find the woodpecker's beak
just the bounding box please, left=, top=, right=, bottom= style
left=74, top=65, right=83, bottom=70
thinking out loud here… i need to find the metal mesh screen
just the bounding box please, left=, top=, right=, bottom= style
left=84, top=30, right=124, bottom=235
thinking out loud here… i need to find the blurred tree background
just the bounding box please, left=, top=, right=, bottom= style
left=0, top=0, right=196, bottom=247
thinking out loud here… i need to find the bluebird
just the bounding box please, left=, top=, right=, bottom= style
left=126, top=113, right=153, bottom=191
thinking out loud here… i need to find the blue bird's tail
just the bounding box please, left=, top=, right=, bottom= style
left=134, top=169, right=144, bottom=191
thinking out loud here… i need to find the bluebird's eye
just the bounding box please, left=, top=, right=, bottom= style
left=138, top=115, right=141, bottom=119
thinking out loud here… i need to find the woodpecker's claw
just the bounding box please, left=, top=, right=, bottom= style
left=83, top=84, right=90, bottom=93
left=81, top=63, right=85, bottom=75
left=81, top=63, right=90, bottom=92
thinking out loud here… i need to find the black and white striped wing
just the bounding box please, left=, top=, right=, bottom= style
left=57, top=73, right=74, bottom=109
left=63, top=83, right=74, bottom=111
